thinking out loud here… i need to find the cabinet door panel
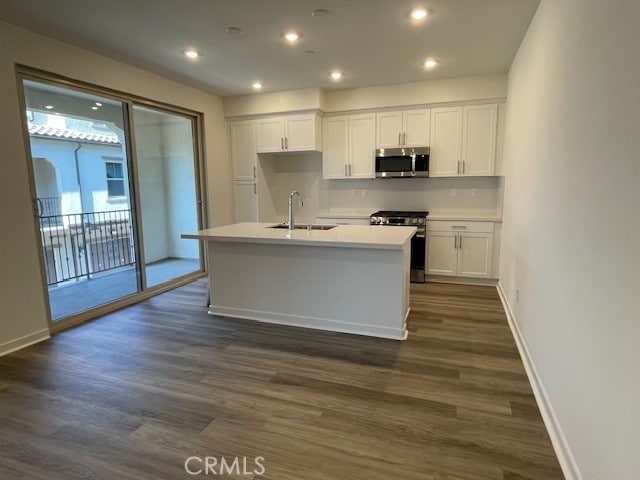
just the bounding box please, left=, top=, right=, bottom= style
left=457, top=233, right=493, bottom=278
left=461, top=104, right=497, bottom=176
left=429, top=107, right=462, bottom=177
left=285, top=115, right=316, bottom=151
left=376, top=111, right=403, bottom=148
left=322, top=116, right=349, bottom=179
left=230, top=121, right=257, bottom=180
left=256, top=117, right=284, bottom=153
left=403, top=109, right=430, bottom=147
left=349, top=114, right=375, bottom=178
left=426, top=232, right=457, bottom=276
left=233, top=181, right=258, bottom=222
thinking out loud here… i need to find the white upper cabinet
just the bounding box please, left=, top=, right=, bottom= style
left=376, top=109, right=430, bottom=148
left=256, top=113, right=321, bottom=153
left=230, top=120, right=257, bottom=181
left=255, top=117, right=285, bottom=153
left=461, top=104, right=497, bottom=176
left=322, top=116, right=349, bottom=179
left=430, top=104, right=498, bottom=177
left=376, top=111, right=403, bottom=148
left=429, top=107, right=463, bottom=177
left=348, top=113, right=376, bottom=179
left=403, top=109, right=431, bottom=147
left=323, top=113, right=375, bottom=179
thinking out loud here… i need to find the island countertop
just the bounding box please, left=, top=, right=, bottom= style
left=182, top=222, right=416, bottom=250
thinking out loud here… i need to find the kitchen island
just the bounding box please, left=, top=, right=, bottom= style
left=182, top=223, right=416, bottom=340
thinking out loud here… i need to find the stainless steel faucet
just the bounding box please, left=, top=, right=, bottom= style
left=287, top=191, right=303, bottom=230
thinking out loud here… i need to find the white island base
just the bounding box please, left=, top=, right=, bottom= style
left=184, top=223, right=415, bottom=340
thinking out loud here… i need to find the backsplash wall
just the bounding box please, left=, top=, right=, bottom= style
left=257, top=153, right=503, bottom=222
left=322, top=176, right=501, bottom=214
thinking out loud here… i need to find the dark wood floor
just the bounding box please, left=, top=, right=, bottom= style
left=0, top=279, right=564, bottom=479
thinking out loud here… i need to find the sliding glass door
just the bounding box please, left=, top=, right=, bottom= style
left=133, top=106, right=201, bottom=287
left=20, top=74, right=204, bottom=327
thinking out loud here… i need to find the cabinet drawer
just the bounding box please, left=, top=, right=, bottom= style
left=426, top=220, right=494, bottom=233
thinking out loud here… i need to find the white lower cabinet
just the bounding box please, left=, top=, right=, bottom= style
left=233, top=181, right=258, bottom=222
left=426, top=221, right=494, bottom=279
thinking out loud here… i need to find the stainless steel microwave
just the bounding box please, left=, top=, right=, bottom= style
left=375, top=147, right=429, bottom=178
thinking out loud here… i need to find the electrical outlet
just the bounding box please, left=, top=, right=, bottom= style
left=472, top=188, right=478, bottom=197
left=515, top=288, right=521, bottom=303
left=361, top=189, right=368, bottom=198
left=351, top=189, right=357, bottom=197
left=450, top=188, right=456, bottom=197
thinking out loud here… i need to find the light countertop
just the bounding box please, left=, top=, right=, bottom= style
left=182, top=223, right=416, bottom=250
left=316, top=210, right=502, bottom=222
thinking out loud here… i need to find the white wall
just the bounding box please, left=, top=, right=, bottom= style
left=500, top=1, right=640, bottom=478
left=0, top=20, right=232, bottom=355
left=224, top=74, right=507, bottom=118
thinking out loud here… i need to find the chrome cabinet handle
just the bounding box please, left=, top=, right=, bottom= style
left=403, top=132, right=407, bottom=146
left=344, top=164, right=348, bottom=176
left=462, top=161, right=466, bottom=174
left=285, top=137, right=288, bottom=149
left=253, top=183, right=257, bottom=194
left=253, top=166, right=257, bottom=178
left=398, top=132, right=402, bottom=146
left=452, top=225, right=467, bottom=229
left=459, top=235, right=462, bottom=249
left=454, top=235, right=458, bottom=249
left=280, top=137, right=284, bottom=150
left=348, top=164, right=352, bottom=176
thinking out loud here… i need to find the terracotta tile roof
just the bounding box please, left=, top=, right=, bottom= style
left=28, top=124, right=121, bottom=145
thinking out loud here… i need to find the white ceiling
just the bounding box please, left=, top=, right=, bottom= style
left=1, top=0, right=540, bottom=97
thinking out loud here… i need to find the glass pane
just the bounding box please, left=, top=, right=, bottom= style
left=23, top=79, right=141, bottom=321
left=133, top=105, right=201, bottom=288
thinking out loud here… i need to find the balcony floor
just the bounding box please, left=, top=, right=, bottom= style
left=48, top=258, right=201, bottom=321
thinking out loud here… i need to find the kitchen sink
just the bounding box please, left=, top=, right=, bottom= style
left=268, top=224, right=337, bottom=231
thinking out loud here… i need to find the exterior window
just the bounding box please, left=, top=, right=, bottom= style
left=105, top=161, right=125, bottom=197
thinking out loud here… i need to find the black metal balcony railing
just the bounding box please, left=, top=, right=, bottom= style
left=38, top=209, right=136, bottom=286
left=37, top=197, right=62, bottom=217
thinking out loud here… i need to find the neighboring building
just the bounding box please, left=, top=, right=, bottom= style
left=29, top=112, right=135, bottom=285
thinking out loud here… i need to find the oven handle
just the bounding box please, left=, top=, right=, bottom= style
left=411, top=152, right=416, bottom=176
left=415, top=233, right=426, bottom=238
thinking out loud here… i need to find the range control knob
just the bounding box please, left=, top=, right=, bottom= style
left=411, top=218, right=417, bottom=224
left=417, top=218, right=425, bottom=224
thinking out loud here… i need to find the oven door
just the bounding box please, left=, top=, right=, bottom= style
left=410, top=231, right=426, bottom=283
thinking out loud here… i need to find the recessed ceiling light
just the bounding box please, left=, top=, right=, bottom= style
left=45, top=105, right=54, bottom=110
left=94, top=102, right=102, bottom=107
left=91, top=106, right=99, bottom=110
left=252, top=82, right=263, bottom=90
left=423, top=58, right=438, bottom=69
left=225, top=26, right=244, bottom=36
left=410, top=8, right=428, bottom=21
left=182, top=49, right=202, bottom=59
left=284, top=31, right=302, bottom=43
left=330, top=71, right=343, bottom=81
left=311, top=9, right=331, bottom=19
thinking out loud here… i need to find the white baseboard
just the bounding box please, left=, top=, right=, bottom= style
left=0, top=329, right=50, bottom=357
left=496, top=282, right=582, bottom=480
left=209, top=306, right=408, bottom=340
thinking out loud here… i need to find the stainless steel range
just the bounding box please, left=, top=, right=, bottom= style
left=370, top=210, right=428, bottom=283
